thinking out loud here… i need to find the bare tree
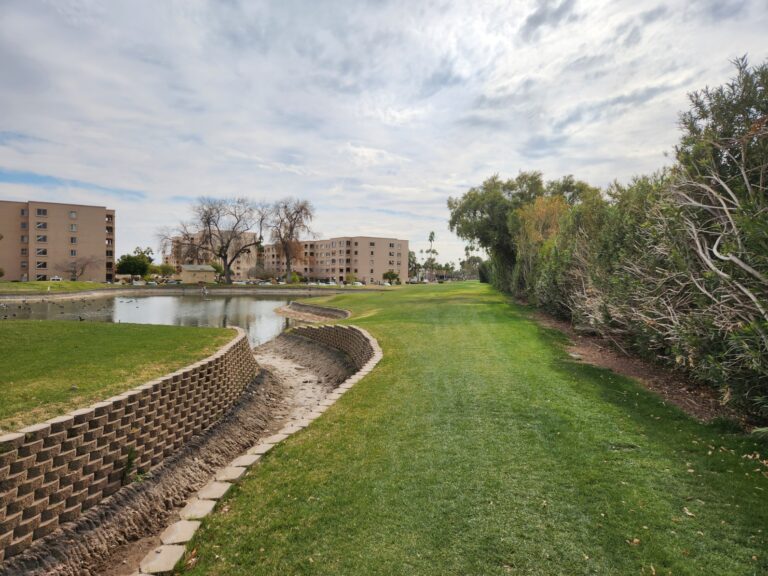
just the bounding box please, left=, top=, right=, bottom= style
left=55, top=256, right=104, bottom=280
left=270, top=198, right=314, bottom=282
left=161, top=198, right=271, bottom=284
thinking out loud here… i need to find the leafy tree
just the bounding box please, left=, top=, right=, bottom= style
left=345, top=272, right=357, bottom=284
left=383, top=270, right=399, bottom=283
left=116, top=248, right=154, bottom=276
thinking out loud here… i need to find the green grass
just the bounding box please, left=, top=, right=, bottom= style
left=0, top=280, right=125, bottom=294
left=182, top=282, right=767, bottom=576
left=0, top=321, right=233, bottom=431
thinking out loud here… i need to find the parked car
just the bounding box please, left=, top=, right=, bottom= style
left=50, top=276, right=62, bottom=281
left=146, top=281, right=158, bottom=286
left=232, top=280, right=247, bottom=285
left=383, top=282, right=391, bottom=287
left=352, top=281, right=363, bottom=286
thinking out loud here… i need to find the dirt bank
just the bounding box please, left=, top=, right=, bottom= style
left=0, top=334, right=357, bottom=576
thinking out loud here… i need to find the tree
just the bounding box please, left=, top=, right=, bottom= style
left=150, top=263, right=176, bottom=278
left=383, top=270, right=399, bottom=283
left=55, top=256, right=105, bottom=280
left=425, top=231, right=438, bottom=280
left=115, top=248, right=154, bottom=276
left=270, top=198, right=314, bottom=282
left=163, top=197, right=270, bottom=284
left=345, top=272, right=357, bottom=284
left=408, top=250, right=419, bottom=279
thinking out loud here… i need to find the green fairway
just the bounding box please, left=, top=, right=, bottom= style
left=182, top=282, right=767, bottom=575
left=0, top=321, right=233, bottom=431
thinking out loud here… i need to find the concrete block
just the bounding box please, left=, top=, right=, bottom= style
left=179, top=498, right=216, bottom=520
left=263, top=433, right=289, bottom=444
left=160, top=520, right=200, bottom=545
left=247, top=443, right=274, bottom=456
left=215, top=466, right=246, bottom=482
left=140, top=544, right=186, bottom=574
left=198, top=481, right=232, bottom=500
left=230, top=454, right=260, bottom=468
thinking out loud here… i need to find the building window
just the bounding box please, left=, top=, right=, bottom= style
left=36, top=221, right=47, bottom=229
left=106, top=261, right=113, bottom=269
left=21, top=261, right=27, bottom=268
left=36, top=261, right=47, bottom=269
left=21, top=222, right=27, bottom=229
left=20, top=248, right=28, bottom=256
left=70, top=249, right=77, bottom=257
left=36, top=235, right=47, bottom=243
left=389, top=243, right=395, bottom=248
left=36, top=208, right=47, bottom=216
left=36, top=274, right=47, bottom=281
left=106, top=239, right=113, bottom=245
left=20, top=208, right=27, bottom=216
left=370, top=251, right=374, bottom=256
left=369, top=242, right=375, bottom=246
left=106, top=226, right=113, bottom=235
left=69, top=211, right=77, bottom=219
left=70, top=224, right=78, bottom=232
left=106, top=214, right=113, bottom=223
left=106, top=250, right=113, bottom=257
left=370, top=269, right=374, bottom=274
left=20, top=235, right=28, bottom=243
left=36, top=248, right=47, bottom=256
left=70, top=237, right=78, bottom=244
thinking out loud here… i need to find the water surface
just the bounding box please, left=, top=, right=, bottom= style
left=1, top=295, right=291, bottom=346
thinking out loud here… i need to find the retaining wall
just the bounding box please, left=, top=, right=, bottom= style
left=287, top=301, right=350, bottom=319
left=0, top=328, right=258, bottom=563
left=290, top=324, right=374, bottom=370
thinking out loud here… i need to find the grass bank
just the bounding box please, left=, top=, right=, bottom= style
left=0, top=321, right=233, bottom=431
left=0, top=280, right=124, bottom=294
left=182, top=282, right=767, bottom=575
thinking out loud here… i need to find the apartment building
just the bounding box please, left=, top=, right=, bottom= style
left=0, top=200, right=116, bottom=282
left=263, top=236, right=409, bottom=284
left=164, top=234, right=408, bottom=284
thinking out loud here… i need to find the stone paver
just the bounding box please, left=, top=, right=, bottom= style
left=140, top=544, right=186, bottom=574
left=179, top=498, right=216, bottom=520
left=264, top=432, right=289, bottom=443
left=160, top=520, right=201, bottom=545
left=247, top=443, right=274, bottom=456
left=198, top=481, right=232, bottom=500
left=230, top=454, right=261, bottom=467
left=216, top=466, right=246, bottom=481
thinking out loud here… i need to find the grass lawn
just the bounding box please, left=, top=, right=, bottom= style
left=0, top=280, right=124, bottom=294
left=182, top=282, right=767, bottom=576
left=0, top=321, right=234, bottom=431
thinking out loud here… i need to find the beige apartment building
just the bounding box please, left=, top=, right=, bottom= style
left=0, top=200, right=116, bottom=282
left=164, top=234, right=408, bottom=284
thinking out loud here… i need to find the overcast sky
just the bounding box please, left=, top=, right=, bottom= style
left=0, top=0, right=765, bottom=263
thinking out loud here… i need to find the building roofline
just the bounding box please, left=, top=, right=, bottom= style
left=0, top=199, right=113, bottom=210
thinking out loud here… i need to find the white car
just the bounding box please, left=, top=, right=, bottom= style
left=383, top=282, right=391, bottom=287
left=50, top=275, right=62, bottom=281
left=232, top=281, right=247, bottom=285
left=352, top=281, right=363, bottom=286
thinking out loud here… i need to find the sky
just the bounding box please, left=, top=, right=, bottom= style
left=0, top=0, right=766, bottom=265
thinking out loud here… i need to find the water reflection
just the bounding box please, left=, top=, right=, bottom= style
left=1, top=295, right=291, bottom=346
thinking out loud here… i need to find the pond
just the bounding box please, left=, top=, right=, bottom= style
left=0, top=294, right=292, bottom=346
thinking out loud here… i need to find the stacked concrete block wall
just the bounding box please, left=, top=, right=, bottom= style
left=287, top=301, right=350, bottom=319
left=0, top=328, right=258, bottom=563
left=290, top=325, right=374, bottom=370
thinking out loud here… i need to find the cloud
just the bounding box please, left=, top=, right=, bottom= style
left=0, top=168, right=146, bottom=201
left=519, top=0, right=579, bottom=42
left=0, top=0, right=765, bottom=264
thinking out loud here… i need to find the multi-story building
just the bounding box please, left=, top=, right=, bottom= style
left=0, top=200, right=116, bottom=282
left=164, top=234, right=408, bottom=284
left=263, top=236, right=409, bottom=284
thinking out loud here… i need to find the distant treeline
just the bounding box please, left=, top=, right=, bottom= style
left=448, top=58, right=768, bottom=419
